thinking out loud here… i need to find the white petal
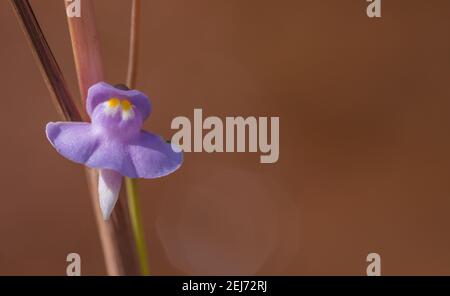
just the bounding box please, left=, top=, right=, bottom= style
left=121, top=108, right=135, bottom=121
left=98, top=169, right=122, bottom=220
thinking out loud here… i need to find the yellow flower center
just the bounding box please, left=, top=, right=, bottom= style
left=104, top=98, right=134, bottom=120
left=108, top=98, right=120, bottom=108
left=121, top=99, right=132, bottom=111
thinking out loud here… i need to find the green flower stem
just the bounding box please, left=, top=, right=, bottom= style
left=125, top=177, right=149, bottom=275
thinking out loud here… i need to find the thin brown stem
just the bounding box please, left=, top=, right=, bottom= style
left=65, top=0, right=140, bottom=275
left=126, top=0, right=141, bottom=89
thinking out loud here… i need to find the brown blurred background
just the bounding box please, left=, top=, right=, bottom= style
left=0, top=0, right=450, bottom=275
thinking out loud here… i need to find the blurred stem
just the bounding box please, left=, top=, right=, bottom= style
left=125, top=0, right=149, bottom=276
left=125, top=178, right=149, bottom=275
left=65, top=0, right=140, bottom=275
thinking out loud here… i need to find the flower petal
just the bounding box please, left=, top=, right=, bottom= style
left=46, top=122, right=99, bottom=164
left=46, top=122, right=182, bottom=179
left=84, top=131, right=182, bottom=178
left=127, top=131, right=183, bottom=178
left=83, top=139, right=135, bottom=176
left=98, top=169, right=122, bottom=220
left=86, top=82, right=152, bottom=120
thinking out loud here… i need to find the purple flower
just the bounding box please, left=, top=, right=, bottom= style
left=46, top=82, right=182, bottom=219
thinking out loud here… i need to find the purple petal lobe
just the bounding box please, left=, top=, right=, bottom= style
left=46, top=122, right=99, bottom=164
left=128, top=131, right=183, bottom=178
left=86, top=82, right=152, bottom=120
